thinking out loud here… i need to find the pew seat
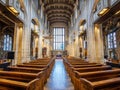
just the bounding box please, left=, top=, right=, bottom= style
left=0, top=70, right=44, bottom=90
left=0, top=71, right=42, bottom=81
left=8, top=66, right=46, bottom=73
left=75, top=69, right=120, bottom=90
left=81, top=77, right=120, bottom=90
left=71, top=66, right=112, bottom=89
left=72, top=66, right=111, bottom=72
left=17, top=64, right=47, bottom=68
left=70, top=64, right=103, bottom=68
left=0, top=78, right=39, bottom=90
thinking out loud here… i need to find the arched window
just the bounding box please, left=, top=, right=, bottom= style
left=3, top=34, right=12, bottom=51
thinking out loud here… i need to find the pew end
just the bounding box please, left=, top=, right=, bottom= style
left=0, top=78, right=39, bottom=90
left=80, top=77, right=120, bottom=90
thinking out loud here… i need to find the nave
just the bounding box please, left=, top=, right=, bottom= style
left=0, top=56, right=120, bottom=90
left=44, top=59, right=74, bottom=90
left=0, top=0, right=120, bottom=90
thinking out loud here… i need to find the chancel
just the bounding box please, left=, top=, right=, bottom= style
left=0, top=0, right=120, bottom=90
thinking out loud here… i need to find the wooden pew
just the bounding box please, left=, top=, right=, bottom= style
left=8, top=57, right=55, bottom=83
left=0, top=57, right=55, bottom=90
left=75, top=69, right=120, bottom=80
left=16, top=64, right=50, bottom=79
left=74, top=69, right=120, bottom=90
left=17, top=58, right=55, bottom=78
left=0, top=70, right=44, bottom=90
left=63, top=57, right=102, bottom=74
left=0, top=78, right=39, bottom=90
left=70, top=64, right=102, bottom=68
left=0, top=71, right=41, bottom=81
left=67, top=64, right=103, bottom=78
left=63, top=57, right=101, bottom=70
left=72, top=65, right=112, bottom=73
left=17, top=64, right=49, bottom=76
left=70, top=63, right=96, bottom=65
left=26, top=60, right=50, bottom=64
left=80, top=77, right=120, bottom=90
left=7, top=66, right=46, bottom=73
left=71, top=66, right=111, bottom=89
left=63, top=57, right=104, bottom=79
left=17, top=64, right=47, bottom=68
left=63, top=57, right=120, bottom=90
left=7, top=66, right=47, bottom=88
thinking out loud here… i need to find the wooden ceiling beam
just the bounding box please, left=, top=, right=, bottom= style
left=47, top=9, right=71, bottom=15
left=44, top=2, right=74, bottom=7
left=50, top=21, right=68, bottom=25
left=48, top=14, right=70, bottom=19
left=48, top=16, right=70, bottom=21
left=49, top=19, right=68, bottom=22
left=43, top=0, right=76, bottom=5
left=45, top=7, right=72, bottom=14
left=47, top=11, right=70, bottom=16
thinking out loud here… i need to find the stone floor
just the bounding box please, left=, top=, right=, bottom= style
left=44, top=59, right=74, bottom=90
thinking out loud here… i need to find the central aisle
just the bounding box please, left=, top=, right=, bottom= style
left=44, top=59, right=74, bottom=90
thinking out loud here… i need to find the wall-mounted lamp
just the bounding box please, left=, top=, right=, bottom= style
left=98, top=7, right=109, bottom=16
left=32, top=18, right=39, bottom=25
left=34, top=30, right=39, bottom=34
left=115, top=10, right=120, bottom=15
left=80, top=25, right=84, bottom=30
left=7, top=6, right=19, bottom=16
left=79, top=25, right=85, bottom=35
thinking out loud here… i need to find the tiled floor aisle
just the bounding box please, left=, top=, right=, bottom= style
left=44, top=59, right=74, bottom=90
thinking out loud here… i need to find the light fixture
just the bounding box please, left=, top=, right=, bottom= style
left=80, top=19, right=86, bottom=25
left=32, top=18, right=39, bottom=25
left=34, top=30, right=38, bottom=33
left=98, top=7, right=109, bottom=16
left=7, top=6, right=19, bottom=16
left=80, top=25, right=84, bottom=30
left=79, top=25, right=85, bottom=35
left=115, top=10, right=120, bottom=15
left=116, top=22, right=120, bottom=28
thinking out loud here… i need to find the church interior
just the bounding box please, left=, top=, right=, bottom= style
left=0, top=0, right=120, bottom=90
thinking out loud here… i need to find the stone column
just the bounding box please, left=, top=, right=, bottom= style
left=87, top=21, right=97, bottom=63
left=86, top=0, right=97, bottom=63
left=75, top=26, right=80, bottom=58
left=13, top=23, right=18, bottom=65
left=22, top=23, right=31, bottom=62
left=94, top=24, right=104, bottom=64
left=16, top=25, right=23, bottom=64
left=38, top=22, right=44, bottom=58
